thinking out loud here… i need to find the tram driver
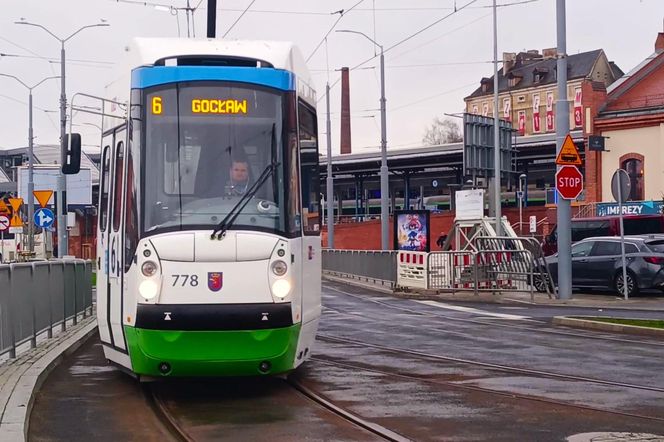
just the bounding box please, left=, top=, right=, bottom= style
left=225, top=158, right=250, bottom=196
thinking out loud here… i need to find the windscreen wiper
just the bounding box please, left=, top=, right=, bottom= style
left=210, top=161, right=280, bottom=240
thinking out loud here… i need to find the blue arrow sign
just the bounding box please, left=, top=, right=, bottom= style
left=34, top=208, right=55, bottom=228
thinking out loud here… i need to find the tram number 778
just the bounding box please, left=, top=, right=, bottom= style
left=171, top=274, right=199, bottom=287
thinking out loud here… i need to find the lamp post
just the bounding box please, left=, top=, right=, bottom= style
left=337, top=29, right=389, bottom=250
left=16, top=20, right=109, bottom=258
left=0, top=73, right=59, bottom=254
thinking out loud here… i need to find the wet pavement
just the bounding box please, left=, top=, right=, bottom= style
left=28, top=336, right=177, bottom=442
left=28, top=281, right=664, bottom=441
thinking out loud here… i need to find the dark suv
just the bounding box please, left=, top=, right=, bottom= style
left=541, top=235, right=664, bottom=296
left=542, top=215, right=664, bottom=256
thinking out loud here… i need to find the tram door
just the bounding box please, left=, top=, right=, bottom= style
left=298, top=102, right=322, bottom=323
left=97, top=139, right=112, bottom=346
left=108, top=127, right=127, bottom=350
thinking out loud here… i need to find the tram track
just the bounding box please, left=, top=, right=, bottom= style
left=287, top=377, right=412, bottom=442
left=323, top=284, right=664, bottom=347
left=310, top=356, right=664, bottom=424
left=317, top=333, right=664, bottom=395
left=144, top=384, right=196, bottom=442
left=143, top=376, right=409, bottom=442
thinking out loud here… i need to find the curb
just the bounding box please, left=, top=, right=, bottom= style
left=553, top=316, right=664, bottom=337
left=0, top=317, right=98, bottom=442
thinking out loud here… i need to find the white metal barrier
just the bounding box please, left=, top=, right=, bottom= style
left=396, top=251, right=429, bottom=289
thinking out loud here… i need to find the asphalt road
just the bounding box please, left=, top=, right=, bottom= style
left=28, top=281, right=664, bottom=441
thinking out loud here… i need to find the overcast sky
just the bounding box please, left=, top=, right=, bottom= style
left=0, top=0, right=662, bottom=155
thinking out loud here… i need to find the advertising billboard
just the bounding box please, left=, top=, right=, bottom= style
left=394, top=210, right=430, bottom=252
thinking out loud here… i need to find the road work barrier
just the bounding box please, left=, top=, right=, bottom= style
left=0, top=259, right=93, bottom=359
left=322, top=249, right=397, bottom=288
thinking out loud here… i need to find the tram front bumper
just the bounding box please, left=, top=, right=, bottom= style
left=124, top=324, right=301, bottom=377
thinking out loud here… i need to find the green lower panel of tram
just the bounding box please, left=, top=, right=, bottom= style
left=124, top=324, right=301, bottom=377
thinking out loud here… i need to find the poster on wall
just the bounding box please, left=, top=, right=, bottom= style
left=532, top=93, right=541, bottom=132
left=574, top=87, right=583, bottom=127
left=546, top=91, right=555, bottom=131
left=503, top=97, right=511, bottom=122
left=394, top=210, right=430, bottom=252
left=518, top=110, right=526, bottom=135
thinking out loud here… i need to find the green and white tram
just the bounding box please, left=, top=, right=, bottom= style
left=92, top=38, right=321, bottom=378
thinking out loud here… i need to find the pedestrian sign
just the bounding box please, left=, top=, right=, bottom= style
left=33, top=190, right=53, bottom=208
left=0, top=215, right=9, bottom=232
left=555, top=134, right=582, bottom=166
left=34, top=208, right=55, bottom=229
left=8, top=198, right=23, bottom=227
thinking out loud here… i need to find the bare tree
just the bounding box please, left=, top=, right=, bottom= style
left=422, top=117, right=463, bottom=145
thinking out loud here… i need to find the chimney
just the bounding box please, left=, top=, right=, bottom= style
left=502, top=52, right=516, bottom=75
left=542, top=48, right=557, bottom=59
left=656, top=32, right=664, bottom=53
left=340, top=67, right=352, bottom=154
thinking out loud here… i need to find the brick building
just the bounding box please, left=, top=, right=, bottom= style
left=594, top=32, right=664, bottom=203
left=464, top=48, right=623, bottom=202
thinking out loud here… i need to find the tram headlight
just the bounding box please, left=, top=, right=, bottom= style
left=271, top=260, right=288, bottom=276
left=139, top=279, right=159, bottom=300
left=271, top=279, right=291, bottom=298
left=141, top=261, right=158, bottom=277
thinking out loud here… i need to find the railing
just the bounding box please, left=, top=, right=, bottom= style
left=0, top=259, right=93, bottom=359
left=322, top=249, right=397, bottom=288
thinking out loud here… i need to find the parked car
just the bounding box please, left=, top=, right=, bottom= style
left=536, top=235, right=664, bottom=296
left=542, top=214, right=664, bottom=256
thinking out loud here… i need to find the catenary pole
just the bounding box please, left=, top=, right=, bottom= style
left=16, top=21, right=109, bottom=257
left=326, top=83, right=334, bottom=248
left=0, top=74, right=58, bottom=254
left=336, top=30, right=389, bottom=249
left=492, top=0, right=501, bottom=235
left=556, top=0, right=572, bottom=300
left=207, top=0, right=217, bottom=37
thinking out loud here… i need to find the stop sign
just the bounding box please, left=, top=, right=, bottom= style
left=556, top=165, right=584, bottom=200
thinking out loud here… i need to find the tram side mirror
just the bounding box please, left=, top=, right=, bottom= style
left=62, top=133, right=82, bottom=175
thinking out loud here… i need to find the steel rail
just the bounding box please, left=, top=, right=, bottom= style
left=324, top=284, right=664, bottom=347
left=311, top=356, right=664, bottom=423
left=317, top=334, right=664, bottom=394
left=287, top=377, right=412, bottom=442
left=143, top=385, right=195, bottom=442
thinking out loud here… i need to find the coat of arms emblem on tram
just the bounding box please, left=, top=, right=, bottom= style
left=208, top=272, right=223, bottom=292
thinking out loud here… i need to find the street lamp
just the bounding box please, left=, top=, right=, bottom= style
left=336, top=29, right=389, bottom=250
left=16, top=19, right=109, bottom=258
left=0, top=73, right=59, bottom=254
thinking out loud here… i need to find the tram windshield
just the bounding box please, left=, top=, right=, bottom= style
left=142, top=81, right=300, bottom=237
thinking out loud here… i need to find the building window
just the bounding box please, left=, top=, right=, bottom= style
left=620, top=153, right=644, bottom=201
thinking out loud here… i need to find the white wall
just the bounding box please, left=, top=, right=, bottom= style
left=601, top=124, right=664, bottom=201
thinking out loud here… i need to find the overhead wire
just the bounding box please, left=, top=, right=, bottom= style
left=222, top=0, right=257, bottom=38
left=305, top=0, right=368, bottom=63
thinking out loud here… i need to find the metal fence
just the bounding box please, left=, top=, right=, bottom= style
left=427, top=249, right=537, bottom=299
left=322, top=249, right=397, bottom=288
left=0, top=259, right=93, bottom=359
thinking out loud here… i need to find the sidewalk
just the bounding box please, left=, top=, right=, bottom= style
left=0, top=315, right=97, bottom=442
